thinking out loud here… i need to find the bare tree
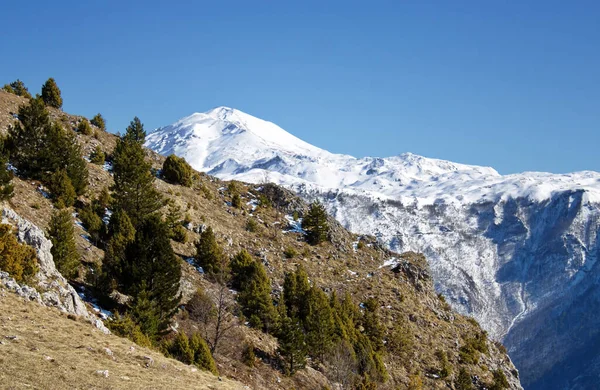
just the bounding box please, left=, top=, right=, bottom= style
left=208, top=280, right=237, bottom=354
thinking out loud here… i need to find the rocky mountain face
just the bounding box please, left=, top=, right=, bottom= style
left=147, top=107, right=600, bottom=389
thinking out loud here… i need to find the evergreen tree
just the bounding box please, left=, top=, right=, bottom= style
left=47, top=169, right=76, bottom=208
left=91, top=113, right=106, bottom=131
left=77, top=119, right=93, bottom=135
left=129, top=287, right=160, bottom=339
left=41, top=78, right=62, bottom=109
left=236, top=260, right=278, bottom=332
left=0, top=139, right=14, bottom=201
left=302, top=200, right=329, bottom=245
left=190, top=333, right=218, bottom=374
left=229, top=249, right=254, bottom=290
left=305, top=286, right=336, bottom=362
left=102, top=209, right=136, bottom=290
left=122, top=116, right=146, bottom=144
left=194, top=226, right=224, bottom=276
left=7, top=96, right=52, bottom=177
left=48, top=209, right=79, bottom=279
left=277, top=313, right=307, bottom=375
left=162, top=154, right=193, bottom=187
left=169, top=332, right=194, bottom=364
left=282, top=265, right=311, bottom=320
left=122, top=215, right=181, bottom=331
left=3, top=79, right=32, bottom=98
left=231, top=193, right=241, bottom=208
left=362, top=297, right=385, bottom=352
left=112, top=118, right=162, bottom=226
left=89, top=145, right=105, bottom=165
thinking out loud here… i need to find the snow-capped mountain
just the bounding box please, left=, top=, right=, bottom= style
left=147, top=107, right=600, bottom=389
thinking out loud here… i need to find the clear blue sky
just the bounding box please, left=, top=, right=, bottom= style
left=2, top=0, right=598, bottom=174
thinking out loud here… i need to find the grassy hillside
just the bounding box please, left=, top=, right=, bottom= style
left=0, top=88, right=520, bottom=389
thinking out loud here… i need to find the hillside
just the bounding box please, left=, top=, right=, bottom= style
left=147, top=106, right=600, bottom=389
left=0, top=89, right=521, bottom=389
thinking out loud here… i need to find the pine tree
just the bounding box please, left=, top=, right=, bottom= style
left=41, top=78, right=62, bottom=109
left=89, top=145, right=105, bottom=165
left=48, top=209, right=79, bottom=279
left=362, top=297, right=384, bottom=352
left=194, top=226, right=224, bottom=276
left=229, top=249, right=254, bottom=290
left=162, top=154, right=193, bottom=187
left=90, top=113, right=106, bottom=131
left=302, top=200, right=329, bottom=245
left=190, top=333, right=218, bottom=374
left=47, top=169, right=76, bottom=208
left=102, top=209, right=136, bottom=290
left=169, top=332, right=194, bottom=364
left=122, top=215, right=181, bottom=331
left=231, top=193, right=241, bottom=208
left=122, top=116, right=146, bottom=144
left=129, top=287, right=160, bottom=339
left=277, top=313, right=307, bottom=375
left=112, top=118, right=162, bottom=226
left=236, top=260, right=278, bottom=333
left=305, top=286, right=336, bottom=362
left=3, top=79, right=32, bottom=99
left=77, top=119, right=93, bottom=135
left=0, top=138, right=14, bottom=201
left=283, top=265, right=311, bottom=320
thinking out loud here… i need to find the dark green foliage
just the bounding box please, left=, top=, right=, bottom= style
left=102, top=209, right=135, bottom=291
left=490, top=369, right=510, bottom=390
left=0, top=224, right=38, bottom=283
left=194, top=226, right=224, bottom=276
left=362, top=298, right=384, bottom=352
left=189, top=333, right=218, bottom=374
left=277, top=313, right=307, bottom=375
left=47, top=169, right=76, bottom=208
left=78, top=204, right=104, bottom=244
left=231, top=193, right=241, bottom=208
left=47, top=209, right=79, bottom=279
left=242, top=343, right=256, bottom=367
left=245, top=218, right=258, bottom=232
left=7, top=98, right=88, bottom=195
left=459, top=332, right=489, bottom=364
left=90, top=113, right=106, bottom=131
left=111, top=118, right=162, bottom=227
left=121, top=215, right=181, bottom=331
left=229, top=249, right=254, bottom=290
left=164, top=201, right=186, bottom=242
left=41, top=78, right=62, bottom=109
left=171, top=225, right=187, bottom=243
left=283, top=247, right=296, bottom=259
left=3, top=79, right=32, bottom=99
left=77, top=119, right=93, bottom=135
left=162, top=155, right=193, bottom=187
left=356, top=241, right=365, bottom=250
left=168, top=332, right=194, bottom=364
left=106, top=313, right=152, bottom=347
left=354, top=334, right=387, bottom=382
left=129, top=288, right=161, bottom=339
left=236, top=258, right=278, bottom=333
left=302, top=200, right=329, bottom=245
left=89, top=145, right=105, bottom=165
left=0, top=139, right=14, bottom=200
left=455, top=367, right=474, bottom=390
left=282, top=265, right=311, bottom=320
left=304, top=286, right=336, bottom=362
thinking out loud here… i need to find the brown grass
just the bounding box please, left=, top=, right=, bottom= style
left=0, top=289, right=244, bottom=390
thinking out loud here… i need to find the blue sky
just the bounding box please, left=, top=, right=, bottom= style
left=1, top=0, right=598, bottom=174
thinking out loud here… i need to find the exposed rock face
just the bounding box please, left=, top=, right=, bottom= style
left=1, top=207, right=109, bottom=334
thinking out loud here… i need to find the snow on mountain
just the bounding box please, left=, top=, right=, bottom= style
left=147, top=107, right=600, bottom=389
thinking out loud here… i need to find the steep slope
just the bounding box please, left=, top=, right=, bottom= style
left=148, top=107, right=600, bottom=389
left=0, top=90, right=521, bottom=389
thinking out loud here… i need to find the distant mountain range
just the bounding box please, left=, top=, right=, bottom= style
left=147, top=106, right=600, bottom=389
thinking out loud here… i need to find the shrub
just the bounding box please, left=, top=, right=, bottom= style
left=171, top=224, right=187, bottom=243
left=0, top=139, right=14, bottom=200
left=435, top=350, right=451, bottom=378
left=106, top=313, right=152, bottom=347
left=78, top=204, right=104, bottom=243
left=162, top=154, right=192, bottom=187
left=0, top=224, right=38, bottom=283
left=189, top=333, right=218, bottom=374
left=47, top=169, right=76, bottom=208
left=47, top=209, right=80, bottom=279
left=284, top=247, right=297, bottom=259
left=41, top=78, right=62, bottom=109
left=89, top=145, right=105, bottom=165
left=246, top=218, right=258, bottom=232
left=77, top=119, right=93, bottom=135
left=490, top=369, right=509, bottom=390
left=3, top=79, right=32, bottom=99
left=91, top=113, right=106, bottom=131
left=356, top=241, right=365, bottom=250
left=231, top=193, right=241, bottom=208
left=455, top=367, right=474, bottom=390
left=242, top=343, right=256, bottom=367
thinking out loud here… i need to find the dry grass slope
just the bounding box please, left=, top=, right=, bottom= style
left=0, top=289, right=244, bottom=390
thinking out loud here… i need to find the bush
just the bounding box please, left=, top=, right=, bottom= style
left=435, top=350, right=451, bottom=378
left=41, top=78, right=62, bottom=109
left=490, top=369, right=509, bottom=390
left=78, top=204, right=104, bottom=243
left=171, top=224, right=187, bottom=243
left=162, top=155, right=192, bottom=187
left=3, top=79, right=32, bottom=99
left=106, top=313, right=152, bottom=348
left=89, top=145, right=105, bottom=165
left=0, top=224, right=38, bottom=283
left=284, top=247, right=297, bottom=259
left=189, top=333, right=218, bottom=374
left=90, top=113, right=106, bottom=131
left=231, top=193, right=241, bottom=208
left=242, top=343, right=256, bottom=367
left=47, top=169, right=76, bottom=208
left=77, top=119, right=93, bottom=135
left=246, top=218, right=258, bottom=232
left=455, top=367, right=474, bottom=390
left=356, top=241, right=365, bottom=250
